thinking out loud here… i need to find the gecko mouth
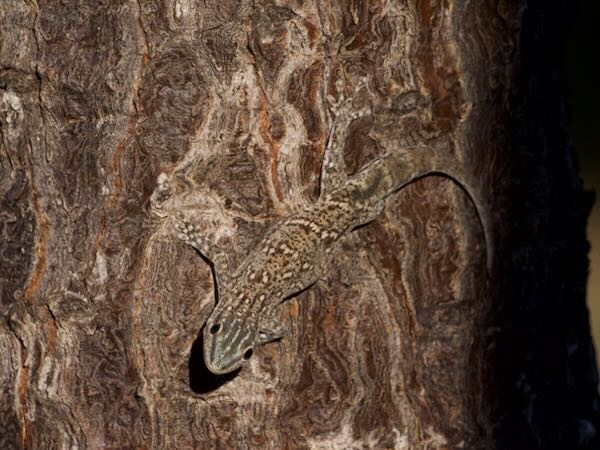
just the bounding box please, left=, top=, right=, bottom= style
left=203, top=352, right=243, bottom=375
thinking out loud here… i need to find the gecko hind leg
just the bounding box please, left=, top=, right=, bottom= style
left=174, top=219, right=232, bottom=290
left=320, top=82, right=370, bottom=198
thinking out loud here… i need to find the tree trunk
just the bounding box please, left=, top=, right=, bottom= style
left=1, top=0, right=597, bottom=449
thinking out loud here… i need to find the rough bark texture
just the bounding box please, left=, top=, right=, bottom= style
left=0, top=0, right=598, bottom=449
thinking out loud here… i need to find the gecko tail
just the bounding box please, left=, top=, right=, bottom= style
left=381, top=147, right=494, bottom=274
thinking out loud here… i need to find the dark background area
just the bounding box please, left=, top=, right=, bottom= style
left=492, top=1, right=600, bottom=447
left=567, top=0, right=600, bottom=360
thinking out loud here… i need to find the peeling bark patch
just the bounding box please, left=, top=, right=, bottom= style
left=22, top=175, right=47, bottom=302
left=17, top=367, right=29, bottom=448
left=108, top=114, right=137, bottom=207
left=258, top=93, right=284, bottom=202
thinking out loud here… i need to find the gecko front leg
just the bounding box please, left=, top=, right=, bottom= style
left=257, top=304, right=288, bottom=344
left=175, top=219, right=232, bottom=290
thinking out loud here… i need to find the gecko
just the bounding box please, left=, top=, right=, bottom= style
left=175, top=92, right=493, bottom=375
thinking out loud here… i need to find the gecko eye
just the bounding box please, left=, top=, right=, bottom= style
left=209, top=323, right=221, bottom=334
left=243, top=348, right=253, bottom=360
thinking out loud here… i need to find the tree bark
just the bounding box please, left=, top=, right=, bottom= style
left=1, top=0, right=597, bottom=449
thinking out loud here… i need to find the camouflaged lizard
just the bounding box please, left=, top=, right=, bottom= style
left=175, top=94, right=493, bottom=375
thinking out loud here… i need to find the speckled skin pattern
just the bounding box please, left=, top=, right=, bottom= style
left=176, top=100, right=492, bottom=375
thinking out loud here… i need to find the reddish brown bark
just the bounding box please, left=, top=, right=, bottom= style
left=1, top=0, right=597, bottom=449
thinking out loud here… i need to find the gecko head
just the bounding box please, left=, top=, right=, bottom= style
left=202, top=309, right=257, bottom=375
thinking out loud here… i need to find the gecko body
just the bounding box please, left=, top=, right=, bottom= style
left=176, top=99, right=492, bottom=375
